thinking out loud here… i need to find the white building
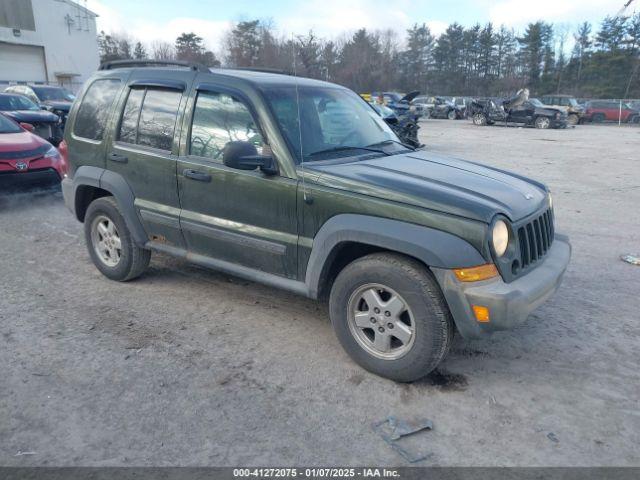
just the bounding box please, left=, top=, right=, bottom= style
left=0, top=0, right=99, bottom=92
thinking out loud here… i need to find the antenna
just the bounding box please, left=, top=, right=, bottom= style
left=291, top=34, right=308, bottom=203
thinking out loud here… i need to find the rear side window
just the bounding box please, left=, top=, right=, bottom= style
left=189, top=91, right=263, bottom=161
left=117, top=88, right=181, bottom=151
left=74, top=79, right=121, bottom=141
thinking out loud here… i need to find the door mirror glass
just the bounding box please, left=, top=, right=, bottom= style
left=223, top=141, right=277, bottom=175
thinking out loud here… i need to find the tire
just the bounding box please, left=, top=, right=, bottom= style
left=329, top=253, right=454, bottom=382
left=447, top=109, right=457, bottom=120
left=472, top=113, right=487, bottom=126
left=534, top=116, right=551, bottom=129
left=84, top=196, right=151, bottom=281
left=592, top=113, right=605, bottom=123
left=567, top=114, right=579, bottom=126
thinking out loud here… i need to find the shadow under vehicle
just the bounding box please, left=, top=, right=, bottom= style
left=0, top=93, right=62, bottom=146
left=470, top=91, right=568, bottom=129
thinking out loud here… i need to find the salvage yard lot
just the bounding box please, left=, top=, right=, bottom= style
left=1, top=121, right=639, bottom=466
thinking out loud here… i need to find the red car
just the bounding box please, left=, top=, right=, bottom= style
left=584, top=100, right=640, bottom=123
left=0, top=113, right=67, bottom=190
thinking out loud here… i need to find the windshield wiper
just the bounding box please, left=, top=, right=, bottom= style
left=367, top=139, right=416, bottom=151
left=307, top=145, right=389, bottom=158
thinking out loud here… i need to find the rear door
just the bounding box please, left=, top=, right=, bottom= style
left=176, top=81, right=299, bottom=278
left=106, top=71, right=195, bottom=249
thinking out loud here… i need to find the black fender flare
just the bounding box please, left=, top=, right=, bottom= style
left=68, top=166, right=148, bottom=246
left=304, top=214, right=486, bottom=298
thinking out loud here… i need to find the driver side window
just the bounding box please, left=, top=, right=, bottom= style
left=190, top=91, right=264, bottom=162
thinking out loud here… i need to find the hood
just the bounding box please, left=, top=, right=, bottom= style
left=305, top=150, right=548, bottom=223
left=0, top=130, right=50, bottom=163
left=42, top=100, right=71, bottom=111
left=3, top=110, right=59, bottom=124
left=402, top=91, right=420, bottom=103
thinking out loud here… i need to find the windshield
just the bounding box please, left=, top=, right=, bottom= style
left=0, top=94, right=40, bottom=111
left=0, top=114, right=22, bottom=134
left=263, top=86, right=400, bottom=163
left=568, top=98, right=579, bottom=107
left=31, top=86, right=75, bottom=102
left=530, top=98, right=544, bottom=107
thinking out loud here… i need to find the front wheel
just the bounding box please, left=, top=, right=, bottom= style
left=447, top=109, right=457, bottom=120
left=567, top=114, right=579, bottom=126
left=472, top=113, right=488, bottom=126
left=535, top=116, right=551, bottom=129
left=84, top=196, right=151, bottom=281
left=329, top=253, right=454, bottom=382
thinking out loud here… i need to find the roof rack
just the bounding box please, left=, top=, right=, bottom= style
left=228, top=66, right=292, bottom=76
left=98, top=60, right=209, bottom=72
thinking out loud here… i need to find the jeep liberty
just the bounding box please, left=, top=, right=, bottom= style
left=62, top=60, right=571, bottom=382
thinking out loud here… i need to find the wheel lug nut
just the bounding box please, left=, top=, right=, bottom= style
left=378, top=327, right=384, bottom=333
left=370, top=317, right=376, bottom=323
left=374, top=308, right=380, bottom=314
left=387, top=323, right=394, bottom=329
left=384, top=311, right=391, bottom=317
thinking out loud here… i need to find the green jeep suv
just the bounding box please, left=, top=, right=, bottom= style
left=62, top=60, right=571, bottom=382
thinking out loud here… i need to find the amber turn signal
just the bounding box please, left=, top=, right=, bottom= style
left=453, top=264, right=499, bottom=282
left=472, top=305, right=490, bottom=322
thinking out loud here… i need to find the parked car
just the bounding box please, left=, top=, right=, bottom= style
left=539, top=94, right=585, bottom=125
left=371, top=91, right=422, bottom=119
left=61, top=60, right=570, bottom=382
left=428, top=96, right=465, bottom=120
left=370, top=102, right=422, bottom=148
left=0, top=93, right=62, bottom=146
left=4, top=84, right=75, bottom=129
left=584, top=100, right=639, bottom=123
left=471, top=96, right=568, bottom=129
left=0, top=113, right=66, bottom=190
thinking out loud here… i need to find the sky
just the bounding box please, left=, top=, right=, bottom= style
left=85, top=0, right=637, bottom=55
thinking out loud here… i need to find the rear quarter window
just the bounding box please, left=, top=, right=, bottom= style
left=73, top=79, right=122, bottom=141
left=117, top=88, right=182, bottom=151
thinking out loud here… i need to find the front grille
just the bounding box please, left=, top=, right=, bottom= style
left=517, top=208, right=554, bottom=268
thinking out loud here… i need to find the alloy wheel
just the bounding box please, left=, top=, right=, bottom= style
left=347, top=283, right=416, bottom=360
left=91, top=215, right=122, bottom=267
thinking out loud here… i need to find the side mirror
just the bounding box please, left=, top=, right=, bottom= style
left=223, top=141, right=278, bottom=175
left=20, top=122, right=34, bottom=132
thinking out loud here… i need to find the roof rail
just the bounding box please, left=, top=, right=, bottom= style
left=98, top=59, right=209, bottom=72
left=228, top=66, right=293, bottom=76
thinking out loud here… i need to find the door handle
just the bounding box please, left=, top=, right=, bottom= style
left=108, top=152, right=128, bottom=163
left=183, top=169, right=211, bottom=182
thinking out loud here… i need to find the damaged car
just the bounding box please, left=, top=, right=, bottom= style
left=0, top=93, right=62, bottom=146
left=4, top=85, right=75, bottom=130
left=371, top=102, right=422, bottom=148
left=428, top=96, right=465, bottom=120
left=470, top=90, right=568, bottom=129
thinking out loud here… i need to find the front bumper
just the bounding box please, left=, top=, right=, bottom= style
left=432, top=235, right=571, bottom=339
left=0, top=168, right=61, bottom=191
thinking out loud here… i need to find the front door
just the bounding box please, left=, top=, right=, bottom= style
left=177, top=85, right=298, bottom=278
left=106, top=72, right=193, bottom=249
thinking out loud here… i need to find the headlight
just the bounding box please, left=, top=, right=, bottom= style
left=492, top=220, right=509, bottom=257
left=44, top=145, right=60, bottom=159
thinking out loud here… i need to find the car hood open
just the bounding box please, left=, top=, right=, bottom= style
left=305, top=150, right=549, bottom=223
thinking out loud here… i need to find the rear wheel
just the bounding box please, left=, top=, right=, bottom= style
left=567, top=113, right=579, bottom=126
left=84, top=197, right=151, bottom=281
left=534, top=116, right=551, bottom=129
left=329, top=253, right=454, bottom=382
left=472, top=113, right=487, bottom=126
